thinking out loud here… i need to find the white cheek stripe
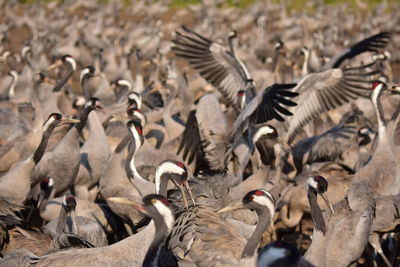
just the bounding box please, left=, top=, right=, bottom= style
left=75, top=97, right=86, bottom=107
left=155, top=162, right=185, bottom=194
left=80, top=68, right=91, bottom=83
left=253, top=126, right=275, bottom=143
left=307, top=177, right=318, bottom=190
left=43, top=117, right=56, bottom=131
left=253, top=195, right=275, bottom=217
left=371, top=83, right=383, bottom=105
left=118, top=79, right=132, bottom=90
left=153, top=201, right=174, bottom=232
left=128, top=93, right=142, bottom=108
left=65, top=57, right=77, bottom=71
left=133, top=111, right=146, bottom=126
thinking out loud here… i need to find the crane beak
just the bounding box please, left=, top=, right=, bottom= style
left=171, top=180, right=189, bottom=209
left=60, top=118, right=81, bottom=126
left=183, top=181, right=196, bottom=207
left=320, top=192, right=335, bottom=214
left=107, top=197, right=147, bottom=214
left=389, top=85, right=400, bottom=95
left=217, top=202, right=244, bottom=213
left=47, top=60, right=63, bottom=71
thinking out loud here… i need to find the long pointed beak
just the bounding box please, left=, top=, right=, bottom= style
left=217, top=202, right=244, bottom=213
left=183, top=181, right=196, bottom=207
left=389, top=85, right=400, bottom=94
left=107, top=197, right=147, bottom=214
left=320, top=192, right=335, bottom=214
left=47, top=60, right=63, bottom=71
left=171, top=180, right=188, bottom=209
left=60, top=118, right=81, bottom=125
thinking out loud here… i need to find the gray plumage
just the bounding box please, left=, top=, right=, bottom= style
left=305, top=182, right=375, bottom=267
left=287, top=62, right=380, bottom=143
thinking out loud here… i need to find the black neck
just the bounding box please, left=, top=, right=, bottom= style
left=228, top=36, right=236, bottom=56
left=81, top=77, right=92, bottom=101
left=53, top=66, right=74, bottom=92
left=158, top=174, right=169, bottom=197
left=75, top=107, right=94, bottom=133
left=56, top=206, right=67, bottom=234
left=142, top=217, right=169, bottom=267
left=38, top=189, right=52, bottom=212
left=115, top=135, right=131, bottom=154
left=307, top=190, right=327, bottom=235
left=242, top=207, right=271, bottom=258
left=33, top=124, right=57, bottom=164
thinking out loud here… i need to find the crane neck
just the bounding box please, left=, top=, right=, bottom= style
left=307, top=190, right=327, bottom=235
left=53, top=65, right=74, bottom=92
left=8, top=73, right=18, bottom=98
left=156, top=173, right=171, bottom=197
left=242, top=207, right=271, bottom=258
left=126, top=132, right=155, bottom=197
left=75, top=107, right=94, bottom=133
left=114, top=135, right=131, bottom=154
left=32, top=123, right=57, bottom=164
left=371, top=86, right=387, bottom=141
left=86, top=112, right=108, bottom=141
left=56, top=205, right=68, bottom=234
left=142, top=218, right=170, bottom=267
left=228, top=36, right=236, bottom=56
left=301, top=50, right=310, bottom=77
left=38, top=185, right=55, bottom=213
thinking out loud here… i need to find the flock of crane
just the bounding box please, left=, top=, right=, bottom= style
left=0, top=0, right=399, bottom=266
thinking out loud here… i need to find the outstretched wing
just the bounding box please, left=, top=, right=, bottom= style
left=229, top=84, right=298, bottom=147
left=287, top=62, right=380, bottom=143
left=172, top=26, right=254, bottom=108
left=323, top=31, right=391, bottom=69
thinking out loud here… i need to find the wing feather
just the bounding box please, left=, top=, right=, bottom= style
left=287, top=63, right=380, bottom=143
left=172, top=26, right=253, bottom=108
left=323, top=31, right=391, bottom=69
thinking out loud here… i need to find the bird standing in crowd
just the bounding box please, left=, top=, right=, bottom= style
left=0, top=1, right=400, bottom=266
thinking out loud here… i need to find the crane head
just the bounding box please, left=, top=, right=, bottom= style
left=126, top=119, right=144, bottom=148
left=155, top=160, right=195, bottom=208
left=38, top=177, right=54, bottom=209
left=62, top=194, right=77, bottom=214
left=127, top=91, right=142, bottom=109
left=307, top=175, right=334, bottom=214
left=127, top=107, right=146, bottom=127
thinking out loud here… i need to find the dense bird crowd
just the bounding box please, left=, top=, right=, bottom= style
left=0, top=0, right=399, bottom=266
